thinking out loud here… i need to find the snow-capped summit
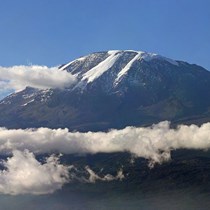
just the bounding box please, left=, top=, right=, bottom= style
left=62, top=50, right=179, bottom=77
left=60, top=50, right=180, bottom=92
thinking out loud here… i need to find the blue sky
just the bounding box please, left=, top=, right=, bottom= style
left=0, top=0, right=210, bottom=69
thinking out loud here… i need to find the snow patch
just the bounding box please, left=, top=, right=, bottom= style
left=59, top=56, right=87, bottom=71
left=115, top=52, right=143, bottom=84
left=81, top=51, right=121, bottom=83
left=0, top=100, right=11, bottom=105
left=22, top=92, right=36, bottom=99
left=121, top=50, right=178, bottom=66
left=140, top=53, right=179, bottom=66
left=40, top=89, right=53, bottom=102
left=113, top=50, right=179, bottom=85
left=21, top=99, right=35, bottom=107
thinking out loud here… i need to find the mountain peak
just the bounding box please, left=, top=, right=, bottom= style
left=60, top=50, right=180, bottom=91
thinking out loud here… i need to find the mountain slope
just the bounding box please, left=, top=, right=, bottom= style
left=1, top=50, right=210, bottom=131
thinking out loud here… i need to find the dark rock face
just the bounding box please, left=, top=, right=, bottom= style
left=0, top=50, right=210, bottom=131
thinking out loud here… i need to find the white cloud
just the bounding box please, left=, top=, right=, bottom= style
left=0, top=121, right=210, bottom=165
left=0, top=150, right=69, bottom=195
left=0, top=150, right=124, bottom=195
left=0, top=121, right=210, bottom=195
left=85, top=166, right=124, bottom=183
left=0, top=65, right=76, bottom=92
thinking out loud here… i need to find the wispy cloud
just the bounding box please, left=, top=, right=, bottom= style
left=0, top=65, right=76, bottom=92
left=85, top=166, right=124, bottom=183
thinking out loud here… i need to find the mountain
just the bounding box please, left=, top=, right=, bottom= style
left=1, top=50, right=210, bottom=131
left=1, top=50, right=210, bottom=209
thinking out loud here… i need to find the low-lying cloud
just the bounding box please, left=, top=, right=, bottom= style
left=0, top=150, right=69, bottom=195
left=0, top=121, right=210, bottom=195
left=0, top=121, right=210, bottom=164
left=0, top=65, right=76, bottom=92
left=0, top=150, right=124, bottom=195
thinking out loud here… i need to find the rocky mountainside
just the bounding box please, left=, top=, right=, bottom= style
left=1, top=50, right=210, bottom=131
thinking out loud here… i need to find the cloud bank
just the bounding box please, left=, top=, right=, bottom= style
left=0, top=121, right=210, bottom=195
left=0, top=150, right=69, bottom=195
left=0, top=121, right=210, bottom=164
left=0, top=65, right=76, bottom=92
